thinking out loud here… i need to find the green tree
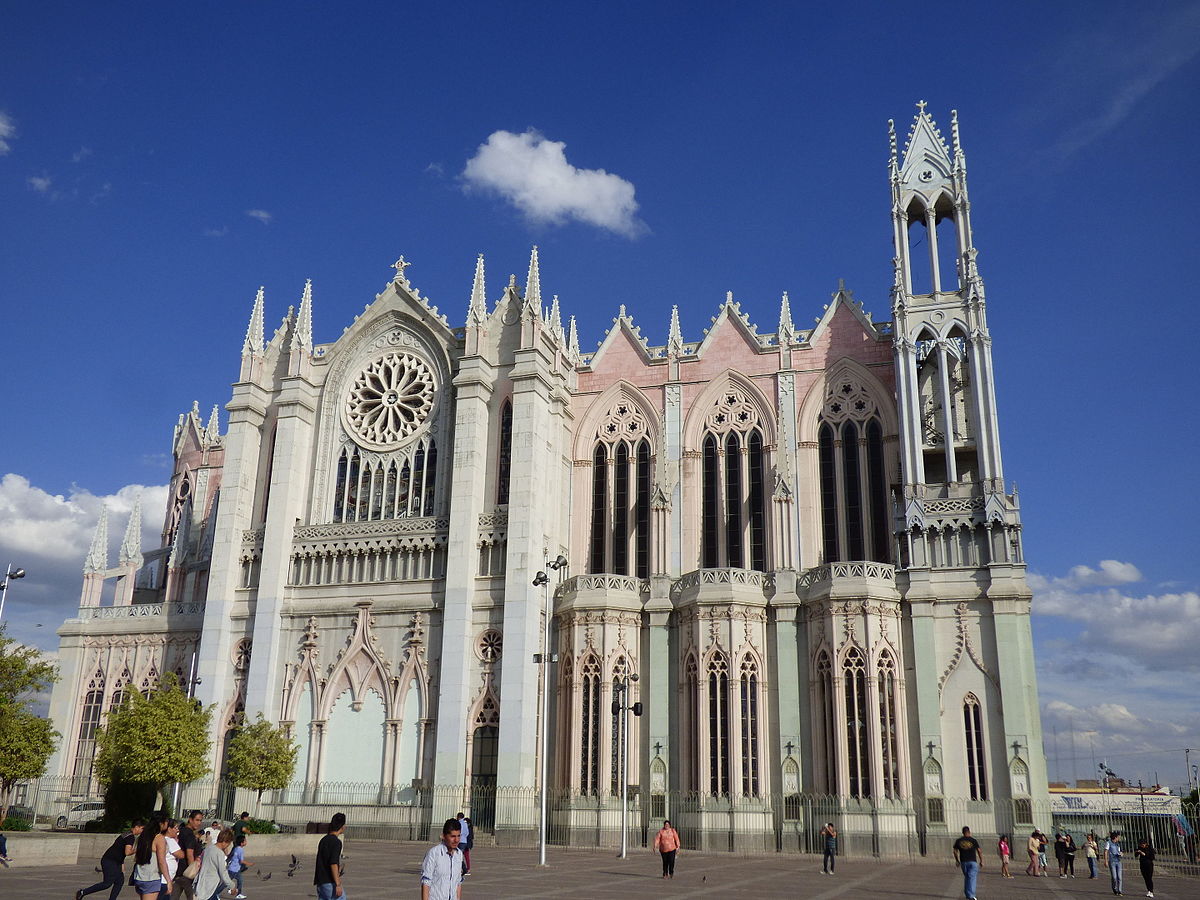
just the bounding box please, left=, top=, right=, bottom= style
left=0, top=626, right=59, bottom=822
left=0, top=709, right=58, bottom=822
left=225, top=713, right=298, bottom=815
left=94, top=672, right=213, bottom=813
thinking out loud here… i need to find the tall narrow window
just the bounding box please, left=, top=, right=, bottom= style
left=817, top=376, right=892, bottom=563
left=707, top=653, right=730, bottom=795
left=934, top=197, right=960, bottom=292
left=963, top=693, right=988, bottom=801
left=685, top=655, right=699, bottom=792
left=877, top=651, right=900, bottom=800
left=580, top=657, right=601, bottom=795
left=906, top=199, right=932, bottom=295
left=72, top=682, right=104, bottom=792
left=698, top=386, right=769, bottom=571
left=331, top=438, right=438, bottom=523
left=496, top=400, right=513, bottom=505
left=586, top=399, right=653, bottom=575
left=739, top=656, right=760, bottom=796
left=843, top=649, right=871, bottom=799
left=610, top=656, right=630, bottom=794
left=815, top=651, right=836, bottom=794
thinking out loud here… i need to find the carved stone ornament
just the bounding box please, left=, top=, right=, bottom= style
left=343, top=351, right=437, bottom=450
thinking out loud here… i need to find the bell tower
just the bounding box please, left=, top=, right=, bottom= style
left=889, top=102, right=1005, bottom=496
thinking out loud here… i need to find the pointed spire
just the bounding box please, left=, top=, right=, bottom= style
left=950, top=108, right=965, bottom=167
left=204, top=405, right=220, bottom=444
left=548, top=294, right=564, bottom=343
left=291, top=279, right=313, bottom=353
left=119, top=494, right=143, bottom=567
left=567, top=315, right=581, bottom=363
left=778, top=292, right=795, bottom=345
left=168, top=499, right=191, bottom=569
left=524, top=246, right=542, bottom=315
left=242, top=286, right=265, bottom=356
left=84, top=507, right=109, bottom=574
left=887, top=118, right=898, bottom=168
left=666, top=305, right=684, bottom=356
left=467, top=253, right=487, bottom=327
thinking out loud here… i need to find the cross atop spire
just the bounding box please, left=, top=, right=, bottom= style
left=467, top=253, right=487, bottom=327
left=916, top=99, right=927, bottom=114
left=119, top=494, right=143, bottom=567
left=84, top=507, right=109, bottom=574
left=900, top=101, right=952, bottom=181
left=291, top=279, right=313, bottom=353
left=524, top=246, right=542, bottom=315
left=393, top=255, right=412, bottom=287
left=242, top=286, right=265, bottom=356
left=667, top=305, right=684, bottom=356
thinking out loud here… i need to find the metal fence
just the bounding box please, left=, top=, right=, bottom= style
left=10, top=776, right=1199, bottom=864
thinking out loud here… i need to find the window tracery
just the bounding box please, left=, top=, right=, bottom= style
left=587, top=398, right=653, bottom=577
left=877, top=650, right=900, bottom=799
left=843, top=648, right=871, bottom=799
left=707, top=652, right=731, bottom=795
left=701, top=386, right=768, bottom=571
left=579, top=655, right=601, bottom=795
left=963, top=692, right=988, bottom=800
left=738, top=656, right=760, bottom=796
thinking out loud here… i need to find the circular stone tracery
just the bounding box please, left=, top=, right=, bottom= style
left=343, top=351, right=436, bottom=449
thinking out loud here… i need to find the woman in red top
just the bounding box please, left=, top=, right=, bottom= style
left=653, top=819, right=681, bottom=879
left=998, top=834, right=1013, bottom=878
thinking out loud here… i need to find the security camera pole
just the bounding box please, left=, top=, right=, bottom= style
left=533, top=554, right=568, bottom=867
left=615, top=670, right=642, bottom=858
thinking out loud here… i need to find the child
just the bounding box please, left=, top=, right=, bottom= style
left=227, top=833, right=252, bottom=900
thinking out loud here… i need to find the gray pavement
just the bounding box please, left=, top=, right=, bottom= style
left=5, top=843, right=1200, bottom=899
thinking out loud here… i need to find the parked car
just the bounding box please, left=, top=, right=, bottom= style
left=55, top=800, right=105, bottom=830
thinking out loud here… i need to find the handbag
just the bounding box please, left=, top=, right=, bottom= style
left=182, top=850, right=201, bottom=880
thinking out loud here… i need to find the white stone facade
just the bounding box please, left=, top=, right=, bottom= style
left=48, top=105, right=1048, bottom=849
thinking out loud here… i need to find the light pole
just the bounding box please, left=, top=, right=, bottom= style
left=614, top=671, right=642, bottom=859
left=533, top=554, right=567, bottom=867
left=0, top=564, right=27, bottom=624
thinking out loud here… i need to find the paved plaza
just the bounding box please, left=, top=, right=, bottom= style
left=5, top=844, right=1200, bottom=899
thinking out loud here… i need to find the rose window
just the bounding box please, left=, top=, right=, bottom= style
left=344, top=352, right=436, bottom=448
left=477, top=629, right=503, bottom=662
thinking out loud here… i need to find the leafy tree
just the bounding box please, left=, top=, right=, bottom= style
left=0, top=709, right=58, bottom=822
left=225, top=713, right=298, bottom=815
left=0, top=626, right=58, bottom=821
left=94, top=673, right=213, bottom=813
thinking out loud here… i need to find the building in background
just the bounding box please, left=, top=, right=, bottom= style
left=46, top=104, right=1049, bottom=851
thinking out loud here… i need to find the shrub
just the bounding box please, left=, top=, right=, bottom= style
left=1, top=816, right=33, bottom=830
left=102, top=780, right=158, bottom=832
left=243, top=818, right=278, bottom=834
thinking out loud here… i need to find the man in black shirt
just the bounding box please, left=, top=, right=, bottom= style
left=314, top=812, right=347, bottom=899
left=171, top=810, right=204, bottom=900
left=75, top=818, right=144, bottom=900
left=953, top=825, right=983, bottom=900
left=231, top=811, right=251, bottom=841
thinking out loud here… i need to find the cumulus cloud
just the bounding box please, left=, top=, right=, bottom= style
left=27, top=174, right=52, bottom=193
left=0, top=474, right=168, bottom=652
left=0, top=111, right=15, bottom=154
left=245, top=208, right=272, bottom=224
left=462, top=129, right=644, bottom=237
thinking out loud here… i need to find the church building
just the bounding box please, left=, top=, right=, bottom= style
left=47, top=104, right=1049, bottom=850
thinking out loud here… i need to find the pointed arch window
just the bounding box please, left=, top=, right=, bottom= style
left=877, top=650, right=901, bottom=800
left=843, top=648, right=871, bottom=799
left=684, top=654, right=699, bottom=792
left=707, top=652, right=731, bottom=795
left=817, top=377, right=891, bottom=563
left=815, top=651, right=835, bottom=794
left=72, top=676, right=105, bottom=792
left=700, top=387, right=769, bottom=571
left=739, top=656, right=761, bottom=796
left=963, top=693, right=988, bottom=801
left=587, top=399, right=653, bottom=577
left=496, top=400, right=513, bottom=505
left=579, top=656, right=601, bottom=795
left=332, top=436, right=438, bottom=523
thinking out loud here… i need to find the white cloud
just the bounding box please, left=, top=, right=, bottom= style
left=245, top=209, right=273, bottom=224
left=462, top=129, right=644, bottom=237
left=1059, top=559, right=1143, bottom=588
left=71, top=146, right=92, bottom=163
left=0, top=474, right=168, bottom=651
left=27, top=174, right=52, bottom=193
left=0, top=111, right=15, bottom=155
left=203, top=225, right=230, bottom=238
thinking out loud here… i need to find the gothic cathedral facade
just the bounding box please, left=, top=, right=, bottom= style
left=48, top=105, right=1048, bottom=849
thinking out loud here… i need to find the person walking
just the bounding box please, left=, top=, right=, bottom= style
left=456, top=812, right=471, bottom=876
left=1025, top=830, right=1040, bottom=876
left=231, top=813, right=251, bottom=843
left=193, top=828, right=234, bottom=900
left=953, top=826, right=983, bottom=900
left=76, top=818, right=145, bottom=900
left=1104, top=831, right=1124, bottom=896
left=1064, top=832, right=1077, bottom=878
left=1055, top=831, right=1068, bottom=877
left=820, top=822, right=838, bottom=875
left=131, top=814, right=171, bottom=899
left=172, top=811, right=204, bottom=900
left=419, top=817, right=464, bottom=900
left=315, top=813, right=347, bottom=900
left=998, top=834, right=1013, bottom=878
left=1135, top=838, right=1155, bottom=898
left=161, top=820, right=184, bottom=894
left=1037, top=831, right=1049, bottom=875
left=653, top=819, right=680, bottom=879
left=227, top=833, right=252, bottom=900
left=1085, top=833, right=1100, bottom=879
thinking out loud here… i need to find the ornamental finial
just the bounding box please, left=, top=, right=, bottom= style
left=393, top=255, right=412, bottom=284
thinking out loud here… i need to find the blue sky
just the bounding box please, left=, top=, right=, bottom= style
left=1, top=2, right=1198, bottom=791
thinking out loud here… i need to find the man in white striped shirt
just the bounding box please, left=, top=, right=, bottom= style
left=419, top=818, right=464, bottom=900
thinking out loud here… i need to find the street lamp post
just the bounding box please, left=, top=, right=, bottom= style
left=532, top=554, right=568, bottom=868
left=0, top=564, right=27, bottom=624
left=614, top=671, right=641, bottom=859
